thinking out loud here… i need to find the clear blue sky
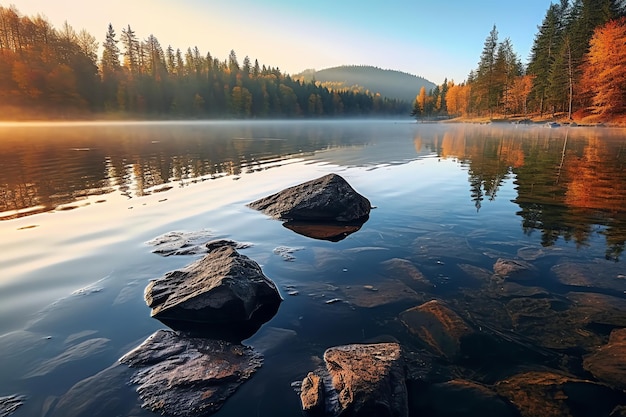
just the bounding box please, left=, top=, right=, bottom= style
left=16, top=0, right=552, bottom=84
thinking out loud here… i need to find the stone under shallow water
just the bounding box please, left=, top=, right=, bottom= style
left=495, top=371, right=624, bottom=417
left=119, top=329, right=263, bottom=417
left=399, top=299, right=473, bottom=360
left=411, top=379, right=517, bottom=417
left=583, top=328, right=626, bottom=391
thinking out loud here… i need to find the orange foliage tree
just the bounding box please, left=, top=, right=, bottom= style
left=580, top=17, right=626, bottom=115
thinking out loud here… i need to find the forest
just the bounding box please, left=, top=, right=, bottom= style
left=0, top=5, right=409, bottom=119
left=3, top=2, right=626, bottom=121
left=413, top=0, right=626, bottom=122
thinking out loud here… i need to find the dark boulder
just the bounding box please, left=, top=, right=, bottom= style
left=300, top=342, right=408, bottom=417
left=144, top=245, right=282, bottom=334
left=119, top=329, right=262, bottom=417
left=247, top=173, right=371, bottom=223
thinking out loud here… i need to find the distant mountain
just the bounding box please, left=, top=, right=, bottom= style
left=294, top=66, right=436, bottom=103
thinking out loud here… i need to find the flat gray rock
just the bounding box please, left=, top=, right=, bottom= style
left=120, top=329, right=263, bottom=417
left=247, top=173, right=371, bottom=222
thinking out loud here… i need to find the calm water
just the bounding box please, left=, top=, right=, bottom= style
left=1, top=120, right=625, bottom=416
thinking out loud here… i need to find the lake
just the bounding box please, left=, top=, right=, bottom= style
left=1, top=120, right=625, bottom=416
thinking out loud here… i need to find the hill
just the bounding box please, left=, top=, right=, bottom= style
left=294, top=66, right=436, bottom=103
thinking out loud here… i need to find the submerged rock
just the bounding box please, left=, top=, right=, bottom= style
left=381, top=258, right=433, bottom=289
left=119, top=329, right=263, bottom=417
left=23, top=338, right=110, bottom=378
left=399, top=300, right=473, bottom=360
left=0, top=395, right=25, bottom=417
left=45, top=364, right=139, bottom=417
left=493, top=258, right=535, bottom=280
left=147, top=230, right=214, bottom=256
left=495, top=371, right=622, bottom=417
left=300, top=343, right=407, bottom=417
left=583, top=328, right=626, bottom=391
left=412, top=379, right=517, bottom=417
left=551, top=261, right=626, bottom=291
left=144, top=245, right=282, bottom=330
left=342, top=279, right=423, bottom=308
left=247, top=173, right=371, bottom=222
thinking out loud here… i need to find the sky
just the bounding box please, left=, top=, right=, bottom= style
left=13, top=0, right=553, bottom=85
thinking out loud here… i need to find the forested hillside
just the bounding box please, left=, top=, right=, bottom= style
left=294, top=66, right=435, bottom=103
left=0, top=6, right=409, bottom=119
left=414, top=0, right=626, bottom=121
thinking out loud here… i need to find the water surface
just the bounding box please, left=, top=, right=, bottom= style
left=1, top=120, right=625, bottom=416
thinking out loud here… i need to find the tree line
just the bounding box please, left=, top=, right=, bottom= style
left=413, top=0, right=626, bottom=120
left=0, top=5, right=409, bottom=118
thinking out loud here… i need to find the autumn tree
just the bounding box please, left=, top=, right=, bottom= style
left=580, top=17, right=626, bottom=114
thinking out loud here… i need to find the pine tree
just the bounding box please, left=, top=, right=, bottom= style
left=101, top=24, right=120, bottom=75
left=527, top=2, right=568, bottom=115
left=121, top=25, right=140, bottom=75
left=475, top=25, right=499, bottom=116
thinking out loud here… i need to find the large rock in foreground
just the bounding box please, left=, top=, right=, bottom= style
left=300, top=342, right=408, bottom=417
left=247, top=173, right=371, bottom=222
left=120, top=329, right=262, bottom=417
left=145, top=245, right=281, bottom=329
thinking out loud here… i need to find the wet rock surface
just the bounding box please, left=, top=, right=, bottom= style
left=247, top=173, right=371, bottom=222
left=399, top=300, right=473, bottom=360
left=46, top=364, right=139, bottom=417
left=145, top=244, right=282, bottom=326
left=0, top=395, right=25, bottom=417
left=493, top=258, right=535, bottom=280
left=381, top=258, right=433, bottom=289
left=495, top=371, right=624, bottom=417
left=552, top=261, right=626, bottom=291
left=583, top=328, right=626, bottom=391
left=119, top=329, right=263, bottom=417
left=411, top=379, right=517, bottom=417
left=301, top=342, right=407, bottom=417
left=342, top=279, right=424, bottom=308
left=148, top=230, right=251, bottom=257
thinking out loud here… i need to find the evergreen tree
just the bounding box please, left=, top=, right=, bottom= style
left=121, top=25, right=140, bottom=75
left=527, top=2, right=568, bottom=115
left=475, top=25, right=499, bottom=116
